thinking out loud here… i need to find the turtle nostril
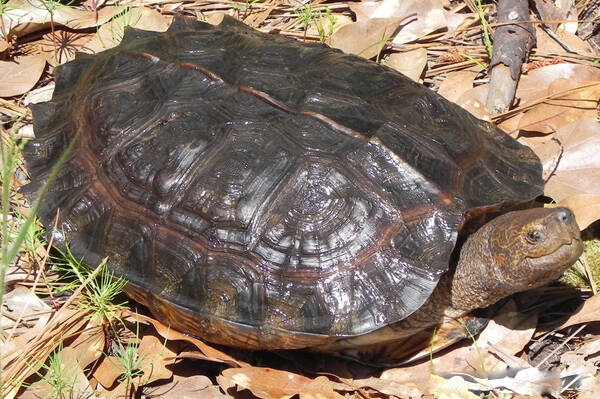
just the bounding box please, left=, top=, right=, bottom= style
left=555, top=208, right=573, bottom=224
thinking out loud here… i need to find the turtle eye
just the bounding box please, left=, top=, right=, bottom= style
left=526, top=229, right=544, bottom=244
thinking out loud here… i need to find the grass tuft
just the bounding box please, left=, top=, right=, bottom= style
left=52, top=245, right=128, bottom=325
left=30, top=344, right=79, bottom=399
left=476, top=0, right=493, bottom=59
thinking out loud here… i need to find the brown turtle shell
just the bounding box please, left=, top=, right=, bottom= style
left=24, top=17, right=543, bottom=350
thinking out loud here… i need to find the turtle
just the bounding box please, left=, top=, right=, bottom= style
left=24, top=16, right=583, bottom=366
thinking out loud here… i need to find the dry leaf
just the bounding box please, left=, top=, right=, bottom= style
left=23, top=83, right=55, bottom=106
left=1, top=286, right=51, bottom=333
left=382, top=48, right=427, bottom=81
left=307, top=14, right=353, bottom=42
left=533, top=118, right=600, bottom=202
left=0, top=38, right=9, bottom=52
left=218, top=368, right=344, bottom=399
left=472, top=310, right=537, bottom=373
left=498, top=64, right=600, bottom=132
left=130, top=312, right=247, bottom=367
left=560, top=338, right=600, bottom=399
left=445, top=10, right=476, bottom=33
left=557, top=195, right=600, bottom=230
left=0, top=55, right=45, bottom=97
left=83, top=7, right=172, bottom=53
left=94, top=356, right=123, bottom=389
left=516, top=79, right=600, bottom=134
left=38, top=30, right=95, bottom=65
left=381, top=300, right=536, bottom=384
left=162, top=3, right=183, bottom=13
left=346, top=376, right=424, bottom=398
left=147, top=374, right=227, bottom=399
left=341, top=0, right=447, bottom=49
left=348, top=1, right=380, bottom=22
left=560, top=338, right=600, bottom=388
left=136, top=334, right=177, bottom=384
left=430, top=375, right=481, bottom=399
left=516, top=64, right=600, bottom=101
left=95, top=378, right=130, bottom=399
left=468, top=367, right=561, bottom=396
left=0, top=1, right=121, bottom=40
left=390, top=0, right=446, bottom=44
left=329, top=17, right=407, bottom=59
left=557, top=293, right=600, bottom=330
left=535, top=26, right=593, bottom=55
left=21, top=365, right=99, bottom=399
left=206, top=13, right=227, bottom=26
left=438, top=70, right=478, bottom=103
left=61, top=325, right=106, bottom=370
left=579, top=374, right=600, bottom=399
left=21, top=328, right=105, bottom=399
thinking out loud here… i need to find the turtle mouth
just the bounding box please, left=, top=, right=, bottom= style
left=528, top=236, right=583, bottom=276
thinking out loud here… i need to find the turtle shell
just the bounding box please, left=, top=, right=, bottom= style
left=24, top=17, right=543, bottom=350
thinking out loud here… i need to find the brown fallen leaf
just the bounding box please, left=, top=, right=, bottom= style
left=348, top=1, right=381, bottom=22
left=381, top=300, right=536, bottom=384
left=62, top=324, right=106, bottom=370
left=556, top=293, right=600, bottom=330
left=38, top=29, right=95, bottom=65
left=1, top=285, right=51, bottom=334
left=130, top=312, right=247, bottom=367
left=20, top=363, right=99, bottom=399
left=136, top=334, right=178, bottom=385
left=0, top=54, right=45, bottom=98
left=516, top=79, right=600, bottom=134
left=516, top=64, right=600, bottom=102
left=438, top=70, right=478, bottom=103
left=329, top=17, right=408, bottom=59
left=94, top=355, right=124, bottom=389
left=535, top=25, right=593, bottom=56
left=342, top=376, right=424, bottom=398
left=560, top=338, right=600, bottom=396
left=389, top=0, right=446, bottom=44
left=20, top=326, right=105, bottom=399
left=430, top=375, right=481, bottom=399
left=444, top=10, right=476, bottom=34
left=95, top=377, right=131, bottom=399
left=218, top=367, right=344, bottom=399
left=338, top=0, right=447, bottom=54
left=147, top=374, right=227, bottom=398
left=560, top=337, right=600, bottom=399
left=88, top=331, right=177, bottom=390
left=0, top=1, right=121, bottom=40
left=455, top=63, right=600, bottom=133
left=577, top=374, right=600, bottom=399
left=382, top=48, right=427, bottom=82
left=0, top=37, right=10, bottom=52
left=533, top=118, right=600, bottom=202
left=451, top=367, right=561, bottom=396
left=2, top=307, right=90, bottom=399
left=557, top=195, right=600, bottom=230
left=82, top=7, right=172, bottom=53
left=307, top=14, right=353, bottom=43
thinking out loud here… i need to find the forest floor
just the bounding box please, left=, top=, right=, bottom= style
left=1, top=0, right=600, bottom=398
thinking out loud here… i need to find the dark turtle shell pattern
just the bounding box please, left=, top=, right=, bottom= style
left=24, top=17, right=543, bottom=349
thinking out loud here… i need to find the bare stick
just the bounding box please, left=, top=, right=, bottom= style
left=486, top=0, right=535, bottom=113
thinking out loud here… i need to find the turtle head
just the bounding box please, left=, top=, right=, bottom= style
left=451, top=207, right=582, bottom=312
left=487, top=207, right=582, bottom=290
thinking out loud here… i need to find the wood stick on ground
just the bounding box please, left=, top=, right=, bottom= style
left=486, top=0, right=535, bottom=114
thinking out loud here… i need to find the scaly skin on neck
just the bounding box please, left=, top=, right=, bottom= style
left=315, top=207, right=583, bottom=357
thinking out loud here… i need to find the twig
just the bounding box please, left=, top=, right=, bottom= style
left=486, top=0, right=536, bottom=113
left=535, top=324, right=587, bottom=368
